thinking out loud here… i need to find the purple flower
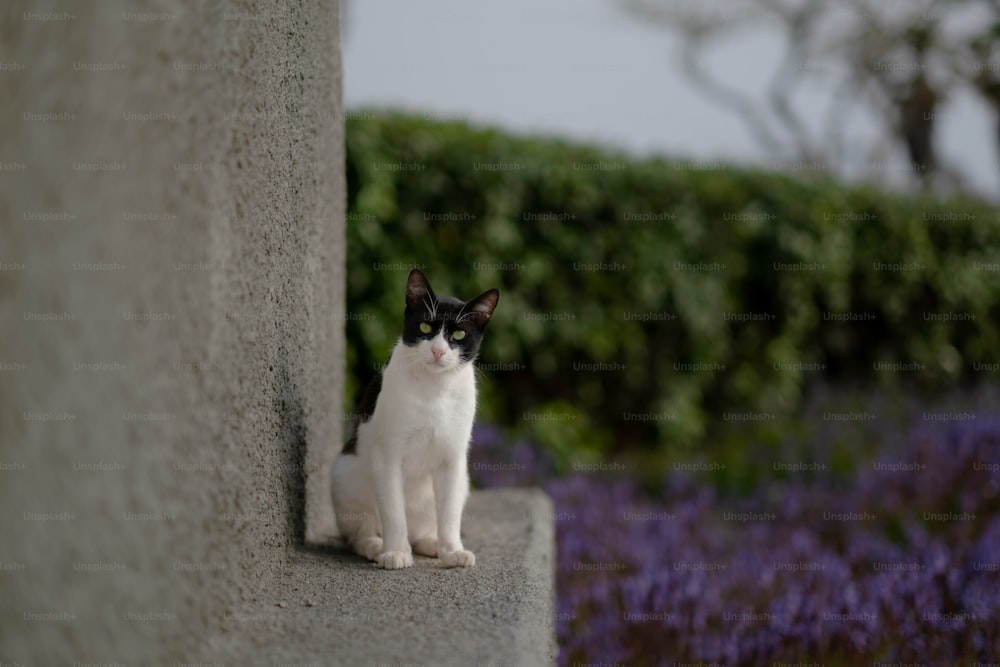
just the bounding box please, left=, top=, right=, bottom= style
left=473, top=390, right=1000, bottom=665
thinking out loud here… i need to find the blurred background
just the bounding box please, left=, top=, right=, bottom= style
left=338, top=0, right=1000, bottom=663
left=344, top=0, right=1000, bottom=199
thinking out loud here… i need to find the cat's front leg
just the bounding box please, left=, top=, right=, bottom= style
left=372, top=450, right=413, bottom=569
left=432, top=454, right=475, bottom=568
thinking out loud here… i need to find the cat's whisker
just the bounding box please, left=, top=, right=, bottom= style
left=422, top=295, right=439, bottom=321
left=455, top=302, right=468, bottom=324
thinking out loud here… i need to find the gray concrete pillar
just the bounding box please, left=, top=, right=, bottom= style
left=0, top=1, right=344, bottom=662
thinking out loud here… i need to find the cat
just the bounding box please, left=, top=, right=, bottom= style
left=331, top=268, right=500, bottom=569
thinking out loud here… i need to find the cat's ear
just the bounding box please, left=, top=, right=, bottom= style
left=406, top=269, right=435, bottom=308
left=464, top=288, right=499, bottom=326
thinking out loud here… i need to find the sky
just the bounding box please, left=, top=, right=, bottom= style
left=341, top=0, right=998, bottom=199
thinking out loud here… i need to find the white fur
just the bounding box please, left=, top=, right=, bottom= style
left=331, top=332, right=477, bottom=569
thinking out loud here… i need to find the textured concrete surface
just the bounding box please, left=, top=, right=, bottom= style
left=0, top=1, right=344, bottom=663
left=212, top=489, right=557, bottom=667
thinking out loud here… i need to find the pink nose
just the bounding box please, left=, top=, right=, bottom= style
left=432, top=348, right=446, bottom=362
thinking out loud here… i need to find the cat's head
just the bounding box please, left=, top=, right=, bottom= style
left=400, top=269, right=499, bottom=373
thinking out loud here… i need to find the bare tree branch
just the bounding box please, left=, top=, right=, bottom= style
left=620, top=0, right=996, bottom=193
left=763, top=0, right=826, bottom=162
left=677, top=41, right=789, bottom=156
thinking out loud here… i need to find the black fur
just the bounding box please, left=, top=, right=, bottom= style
left=342, top=361, right=385, bottom=455
left=402, top=269, right=499, bottom=363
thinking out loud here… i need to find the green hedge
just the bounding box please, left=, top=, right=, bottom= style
left=343, top=111, right=1000, bottom=462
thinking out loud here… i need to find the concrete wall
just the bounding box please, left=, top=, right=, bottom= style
left=0, top=1, right=344, bottom=663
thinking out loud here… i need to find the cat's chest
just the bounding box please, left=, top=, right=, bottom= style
left=414, top=390, right=472, bottom=440
left=405, top=379, right=473, bottom=427
left=378, top=368, right=476, bottom=442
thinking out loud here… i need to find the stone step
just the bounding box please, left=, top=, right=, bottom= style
left=210, top=488, right=557, bottom=667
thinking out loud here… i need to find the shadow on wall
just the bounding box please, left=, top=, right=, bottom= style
left=276, top=341, right=308, bottom=544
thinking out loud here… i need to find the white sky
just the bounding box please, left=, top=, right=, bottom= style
left=342, top=0, right=998, bottom=200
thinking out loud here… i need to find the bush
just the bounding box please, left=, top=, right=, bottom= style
left=344, top=111, right=1000, bottom=463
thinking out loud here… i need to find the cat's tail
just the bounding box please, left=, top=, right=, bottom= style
left=310, top=513, right=345, bottom=547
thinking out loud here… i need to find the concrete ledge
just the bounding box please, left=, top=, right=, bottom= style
left=209, top=488, right=557, bottom=666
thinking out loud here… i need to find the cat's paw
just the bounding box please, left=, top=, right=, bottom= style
left=412, top=537, right=438, bottom=557
left=355, top=537, right=383, bottom=561
left=376, top=550, right=414, bottom=569
left=439, top=549, right=476, bottom=568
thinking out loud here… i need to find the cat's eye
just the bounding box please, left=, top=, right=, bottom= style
left=452, top=330, right=466, bottom=341
left=419, top=322, right=432, bottom=334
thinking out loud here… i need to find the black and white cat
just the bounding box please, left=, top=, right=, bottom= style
left=331, top=269, right=499, bottom=569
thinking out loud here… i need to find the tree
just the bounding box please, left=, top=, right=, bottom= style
left=622, top=0, right=1000, bottom=195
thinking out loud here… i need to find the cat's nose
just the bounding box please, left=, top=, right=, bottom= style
left=432, top=348, right=446, bottom=362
